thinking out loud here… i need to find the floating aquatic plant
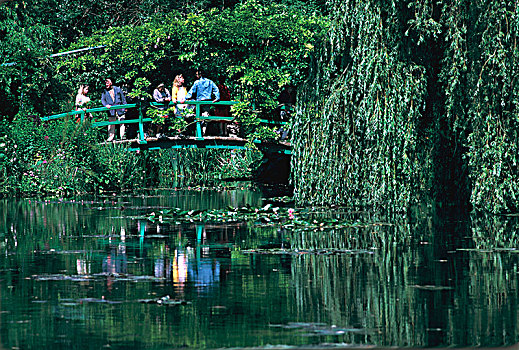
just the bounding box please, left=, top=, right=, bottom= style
left=144, top=204, right=387, bottom=231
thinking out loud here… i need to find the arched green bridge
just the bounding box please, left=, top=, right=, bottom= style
left=42, top=101, right=291, bottom=155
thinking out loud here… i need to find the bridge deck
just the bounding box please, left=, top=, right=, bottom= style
left=106, top=134, right=292, bottom=154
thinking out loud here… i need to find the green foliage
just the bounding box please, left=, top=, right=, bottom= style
left=231, top=101, right=260, bottom=137
left=1, top=0, right=327, bottom=197
left=0, top=115, right=95, bottom=195
left=253, top=126, right=279, bottom=142
left=0, top=112, right=265, bottom=196
left=2, top=0, right=327, bottom=119
left=94, top=143, right=143, bottom=191
left=215, top=149, right=263, bottom=179
left=439, top=0, right=519, bottom=213
left=0, top=115, right=151, bottom=196
left=0, top=5, right=60, bottom=116
left=127, top=77, right=152, bottom=101
left=55, top=0, right=327, bottom=117
left=147, top=107, right=170, bottom=124
left=15, top=0, right=519, bottom=214
left=167, top=114, right=189, bottom=134
left=291, top=0, right=519, bottom=213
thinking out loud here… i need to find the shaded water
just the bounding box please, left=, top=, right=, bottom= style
left=1, top=185, right=519, bottom=349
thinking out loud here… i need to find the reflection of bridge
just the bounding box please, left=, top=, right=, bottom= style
left=42, top=101, right=291, bottom=154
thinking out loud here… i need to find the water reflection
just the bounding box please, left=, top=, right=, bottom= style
left=1, top=194, right=519, bottom=348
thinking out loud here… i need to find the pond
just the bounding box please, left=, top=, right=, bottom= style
left=1, top=184, right=519, bottom=349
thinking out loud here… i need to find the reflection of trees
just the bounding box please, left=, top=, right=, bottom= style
left=128, top=184, right=263, bottom=212
left=288, top=212, right=428, bottom=346
left=463, top=212, right=519, bottom=346
left=287, top=208, right=519, bottom=346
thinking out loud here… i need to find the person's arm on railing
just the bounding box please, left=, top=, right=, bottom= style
left=182, top=83, right=197, bottom=103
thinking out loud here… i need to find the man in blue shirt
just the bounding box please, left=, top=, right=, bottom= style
left=181, top=70, right=220, bottom=135
left=184, top=70, right=220, bottom=103
left=101, top=78, right=127, bottom=141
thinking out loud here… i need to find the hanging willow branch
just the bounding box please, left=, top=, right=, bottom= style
left=292, top=0, right=430, bottom=210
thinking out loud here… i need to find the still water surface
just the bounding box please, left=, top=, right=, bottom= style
left=1, top=185, right=519, bottom=349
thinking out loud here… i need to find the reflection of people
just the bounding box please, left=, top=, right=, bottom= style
left=76, top=258, right=89, bottom=275
left=102, top=246, right=128, bottom=274
left=172, top=248, right=188, bottom=288
left=186, top=247, right=221, bottom=288
left=103, top=243, right=128, bottom=292
left=101, top=78, right=127, bottom=142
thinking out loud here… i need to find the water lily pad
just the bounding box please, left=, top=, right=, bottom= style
left=410, top=285, right=453, bottom=291
left=138, top=295, right=190, bottom=305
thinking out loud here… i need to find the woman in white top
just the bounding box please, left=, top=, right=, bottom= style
left=75, top=84, right=91, bottom=121
left=75, top=85, right=91, bottom=108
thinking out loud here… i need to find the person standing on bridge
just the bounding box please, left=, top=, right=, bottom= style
left=75, top=84, right=91, bottom=109
left=75, top=84, right=92, bottom=122
left=152, top=83, right=171, bottom=139
left=101, top=78, right=127, bottom=142
left=153, top=83, right=171, bottom=105
left=181, top=69, right=220, bottom=135
left=171, top=74, right=188, bottom=116
left=172, top=74, right=194, bottom=136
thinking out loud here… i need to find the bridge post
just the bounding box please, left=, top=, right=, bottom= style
left=137, top=101, right=148, bottom=143
left=195, top=102, right=204, bottom=140
left=138, top=101, right=147, bottom=144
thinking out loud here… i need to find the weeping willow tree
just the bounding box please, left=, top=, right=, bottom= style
left=292, top=0, right=432, bottom=209
left=293, top=0, right=519, bottom=213
left=442, top=0, right=519, bottom=213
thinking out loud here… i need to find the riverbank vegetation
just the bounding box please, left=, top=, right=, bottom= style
left=0, top=117, right=263, bottom=196
left=2, top=0, right=519, bottom=213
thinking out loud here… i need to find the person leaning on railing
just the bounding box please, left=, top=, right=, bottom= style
left=101, top=78, right=127, bottom=142
left=152, top=83, right=171, bottom=139
left=180, top=69, right=220, bottom=135
left=171, top=74, right=193, bottom=136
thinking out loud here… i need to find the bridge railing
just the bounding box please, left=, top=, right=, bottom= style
left=41, top=100, right=288, bottom=144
